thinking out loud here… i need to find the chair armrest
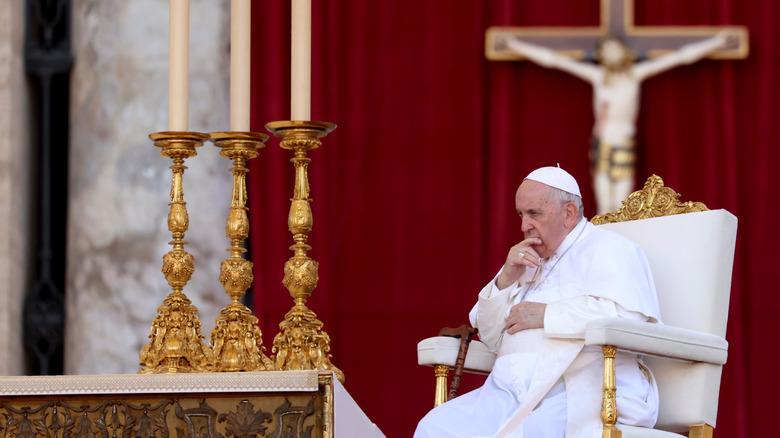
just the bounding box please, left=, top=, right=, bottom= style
left=417, top=336, right=496, bottom=374
left=584, top=318, right=728, bottom=364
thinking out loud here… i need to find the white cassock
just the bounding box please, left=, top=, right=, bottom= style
left=415, top=218, right=662, bottom=438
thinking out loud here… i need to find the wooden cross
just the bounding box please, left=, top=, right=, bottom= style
left=486, top=0, right=748, bottom=61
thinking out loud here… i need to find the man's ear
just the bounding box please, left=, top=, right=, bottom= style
left=564, top=202, right=578, bottom=226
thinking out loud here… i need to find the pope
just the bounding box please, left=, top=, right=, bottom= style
left=415, top=166, right=662, bottom=438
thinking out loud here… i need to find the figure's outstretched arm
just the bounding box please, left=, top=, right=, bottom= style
left=634, top=32, right=729, bottom=81
left=505, top=37, right=600, bottom=83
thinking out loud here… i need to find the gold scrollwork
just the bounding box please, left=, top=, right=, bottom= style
left=175, top=400, right=221, bottom=438
left=0, top=395, right=323, bottom=438
left=270, top=399, right=317, bottom=438
left=0, top=400, right=175, bottom=438
left=591, top=174, right=708, bottom=225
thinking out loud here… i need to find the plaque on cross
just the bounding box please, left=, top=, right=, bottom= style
left=486, top=0, right=748, bottom=62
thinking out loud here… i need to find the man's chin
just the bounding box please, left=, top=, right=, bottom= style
left=530, top=244, right=551, bottom=259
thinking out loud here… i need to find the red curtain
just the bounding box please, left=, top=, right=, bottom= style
left=248, top=1, right=780, bottom=436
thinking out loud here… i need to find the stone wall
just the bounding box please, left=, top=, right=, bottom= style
left=65, top=0, right=232, bottom=374
left=0, top=0, right=32, bottom=376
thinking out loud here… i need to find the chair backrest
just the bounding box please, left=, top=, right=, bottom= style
left=592, top=176, right=738, bottom=432
left=596, top=209, right=737, bottom=336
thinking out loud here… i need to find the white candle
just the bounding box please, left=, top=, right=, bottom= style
left=291, top=0, right=311, bottom=121
left=231, top=0, right=251, bottom=131
left=168, top=0, right=189, bottom=131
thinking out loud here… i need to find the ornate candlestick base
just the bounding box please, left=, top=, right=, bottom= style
left=209, top=132, right=274, bottom=372
left=266, top=121, right=344, bottom=383
left=139, top=132, right=214, bottom=374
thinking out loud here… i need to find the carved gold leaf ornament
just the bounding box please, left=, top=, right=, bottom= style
left=218, top=400, right=273, bottom=438
left=591, top=174, right=708, bottom=225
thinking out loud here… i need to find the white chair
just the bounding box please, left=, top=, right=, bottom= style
left=417, top=175, right=737, bottom=438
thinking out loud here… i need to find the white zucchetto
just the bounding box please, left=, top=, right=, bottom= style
left=524, top=166, right=582, bottom=198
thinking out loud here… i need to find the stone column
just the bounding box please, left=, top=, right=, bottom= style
left=0, top=0, right=32, bottom=376
left=66, top=0, right=231, bottom=374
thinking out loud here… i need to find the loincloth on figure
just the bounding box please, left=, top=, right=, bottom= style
left=589, top=137, right=636, bottom=181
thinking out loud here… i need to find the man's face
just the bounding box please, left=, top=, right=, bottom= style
left=515, top=180, right=572, bottom=259
left=599, top=39, right=629, bottom=67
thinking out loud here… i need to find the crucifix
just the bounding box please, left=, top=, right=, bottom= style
left=486, top=0, right=748, bottom=214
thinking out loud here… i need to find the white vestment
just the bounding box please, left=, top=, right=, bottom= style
left=415, top=219, right=662, bottom=438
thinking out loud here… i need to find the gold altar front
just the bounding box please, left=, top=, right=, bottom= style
left=0, top=371, right=356, bottom=438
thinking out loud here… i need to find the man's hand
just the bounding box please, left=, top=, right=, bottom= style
left=505, top=302, right=547, bottom=334
left=496, top=238, right=543, bottom=289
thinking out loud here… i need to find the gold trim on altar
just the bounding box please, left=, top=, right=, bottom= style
left=0, top=371, right=337, bottom=438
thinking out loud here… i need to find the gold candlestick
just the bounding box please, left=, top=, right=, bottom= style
left=266, top=121, right=344, bottom=383
left=209, top=131, right=274, bottom=372
left=139, top=132, right=214, bottom=374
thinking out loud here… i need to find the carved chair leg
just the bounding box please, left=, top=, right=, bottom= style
left=601, top=345, right=621, bottom=438
left=689, top=425, right=714, bottom=438
left=434, top=364, right=449, bottom=407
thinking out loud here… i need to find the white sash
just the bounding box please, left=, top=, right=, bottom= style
left=495, top=338, right=584, bottom=437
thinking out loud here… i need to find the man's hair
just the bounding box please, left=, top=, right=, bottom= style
left=594, top=33, right=635, bottom=84
left=550, top=186, right=584, bottom=221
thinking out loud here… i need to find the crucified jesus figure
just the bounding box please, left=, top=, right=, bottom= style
left=506, top=32, right=730, bottom=213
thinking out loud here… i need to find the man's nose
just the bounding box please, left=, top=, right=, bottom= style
left=521, top=218, right=532, bottom=232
